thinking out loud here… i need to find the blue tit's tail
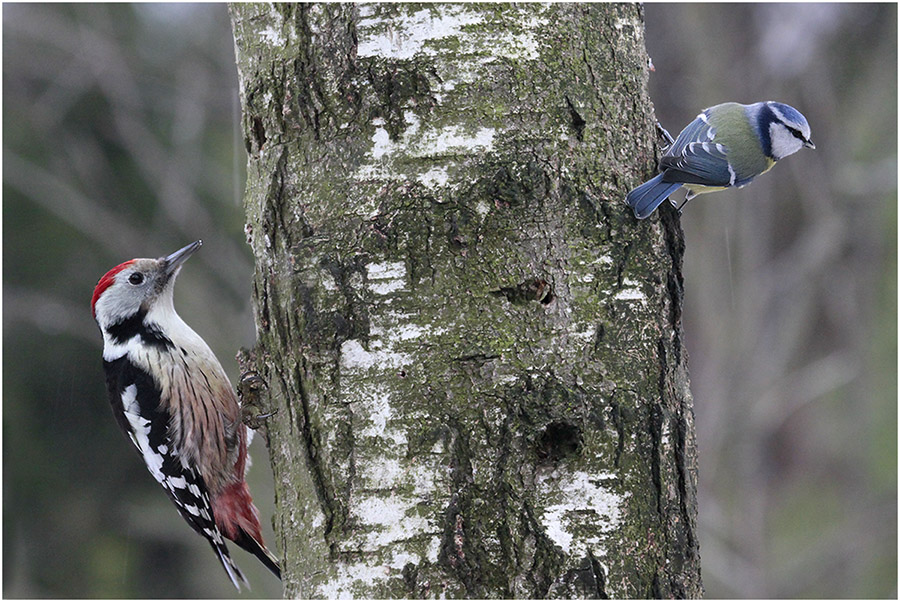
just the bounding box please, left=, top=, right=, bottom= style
left=625, top=174, right=682, bottom=219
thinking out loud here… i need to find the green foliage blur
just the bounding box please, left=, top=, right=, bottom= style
left=3, top=4, right=279, bottom=598
left=644, top=3, right=897, bottom=598
left=3, top=3, right=896, bottom=599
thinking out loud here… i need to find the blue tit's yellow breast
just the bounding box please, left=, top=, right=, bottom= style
left=684, top=184, right=728, bottom=197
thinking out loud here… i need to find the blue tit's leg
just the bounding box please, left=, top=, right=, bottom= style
left=656, top=122, right=675, bottom=149
left=675, top=191, right=696, bottom=215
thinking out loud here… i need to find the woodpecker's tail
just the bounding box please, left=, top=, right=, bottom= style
left=213, top=481, right=282, bottom=580
left=233, top=527, right=282, bottom=579
left=625, top=174, right=682, bottom=219
left=206, top=535, right=250, bottom=590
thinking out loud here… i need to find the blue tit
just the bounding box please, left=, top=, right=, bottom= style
left=625, top=101, right=815, bottom=219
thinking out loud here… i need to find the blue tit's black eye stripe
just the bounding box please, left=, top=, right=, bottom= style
left=788, top=127, right=805, bottom=141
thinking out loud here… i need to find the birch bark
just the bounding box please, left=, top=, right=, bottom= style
left=230, top=3, right=701, bottom=597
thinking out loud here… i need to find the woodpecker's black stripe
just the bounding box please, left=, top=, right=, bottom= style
left=106, top=309, right=173, bottom=350
left=102, top=355, right=247, bottom=589
left=104, top=356, right=163, bottom=449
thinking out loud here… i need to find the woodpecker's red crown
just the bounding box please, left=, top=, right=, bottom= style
left=91, top=260, right=134, bottom=318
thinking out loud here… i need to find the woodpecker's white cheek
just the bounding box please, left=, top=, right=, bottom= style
left=95, top=288, right=144, bottom=328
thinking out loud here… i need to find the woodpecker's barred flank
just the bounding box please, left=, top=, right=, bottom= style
left=92, top=240, right=281, bottom=589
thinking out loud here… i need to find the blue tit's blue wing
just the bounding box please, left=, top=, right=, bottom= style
left=660, top=141, right=734, bottom=187
left=659, top=112, right=735, bottom=187
left=665, top=114, right=714, bottom=157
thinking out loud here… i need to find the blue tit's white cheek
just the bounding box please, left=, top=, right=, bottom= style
left=769, top=122, right=804, bottom=160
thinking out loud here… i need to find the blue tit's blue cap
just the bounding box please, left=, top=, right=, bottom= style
left=768, top=102, right=809, bottom=128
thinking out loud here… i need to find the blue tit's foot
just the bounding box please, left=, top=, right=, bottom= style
left=675, top=193, right=695, bottom=215
left=656, top=121, right=675, bottom=148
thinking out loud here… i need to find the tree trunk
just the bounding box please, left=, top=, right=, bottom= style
left=230, top=3, right=701, bottom=598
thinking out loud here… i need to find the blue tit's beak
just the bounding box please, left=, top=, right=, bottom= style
left=805, top=139, right=816, bottom=150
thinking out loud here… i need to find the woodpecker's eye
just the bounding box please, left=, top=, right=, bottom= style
left=128, top=272, right=145, bottom=285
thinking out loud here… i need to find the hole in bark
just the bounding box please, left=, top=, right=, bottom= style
left=252, top=116, right=267, bottom=151
left=537, top=421, right=582, bottom=462
left=491, top=278, right=554, bottom=305
left=565, top=96, right=586, bottom=142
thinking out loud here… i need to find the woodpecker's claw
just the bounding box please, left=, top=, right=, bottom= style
left=239, top=370, right=268, bottom=394
left=242, top=407, right=278, bottom=430
left=239, top=370, right=274, bottom=429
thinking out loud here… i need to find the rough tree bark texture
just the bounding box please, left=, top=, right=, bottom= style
left=230, top=3, right=700, bottom=598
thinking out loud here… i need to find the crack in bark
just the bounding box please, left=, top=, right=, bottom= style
left=648, top=394, right=664, bottom=514
left=585, top=548, right=610, bottom=599
left=278, top=359, right=337, bottom=549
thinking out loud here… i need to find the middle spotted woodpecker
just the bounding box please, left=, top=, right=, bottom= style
left=91, top=240, right=280, bottom=589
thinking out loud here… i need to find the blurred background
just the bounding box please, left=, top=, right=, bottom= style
left=3, top=3, right=895, bottom=598
left=645, top=3, right=897, bottom=598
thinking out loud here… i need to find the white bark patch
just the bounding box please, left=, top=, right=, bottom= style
left=357, top=5, right=485, bottom=59
left=340, top=339, right=410, bottom=371
left=429, top=124, right=495, bottom=153
left=317, top=561, right=389, bottom=599
left=614, top=288, right=645, bottom=301
left=370, top=126, right=393, bottom=160
left=357, top=5, right=547, bottom=62
left=356, top=120, right=496, bottom=185
left=614, top=278, right=646, bottom=302
left=352, top=496, right=432, bottom=548
left=491, top=12, right=547, bottom=60
left=357, top=384, right=398, bottom=440
left=568, top=327, right=597, bottom=345
left=367, top=260, right=406, bottom=295
left=320, top=272, right=339, bottom=292
left=258, top=26, right=285, bottom=46
left=475, top=199, right=491, bottom=219
left=363, top=114, right=495, bottom=163
left=417, top=166, right=449, bottom=187
left=257, top=6, right=286, bottom=46
left=536, top=470, right=625, bottom=558
left=371, top=320, right=442, bottom=341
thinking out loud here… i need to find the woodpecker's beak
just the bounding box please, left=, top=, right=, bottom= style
left=162, top=240, right=202, bottom=279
